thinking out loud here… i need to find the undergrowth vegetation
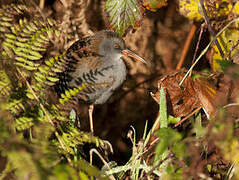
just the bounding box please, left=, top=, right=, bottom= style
left=0, top=0, right=239, bottom=179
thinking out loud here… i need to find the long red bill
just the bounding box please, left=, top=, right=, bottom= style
left=122, top=49, right=147, bottom=64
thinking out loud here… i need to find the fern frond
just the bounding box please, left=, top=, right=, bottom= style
left=3, top=99, right=25, bottom=115
left=53, top=125, right=105, bottom=155
left=0, top=70, right=12, bottom=97
left=26, top=54, right=68, bottom=100
left=0, top=4, right=59, bottom=74
left=15, top=116, right=34, bottom=131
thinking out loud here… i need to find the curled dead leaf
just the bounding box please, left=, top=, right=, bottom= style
left=152, top=70, right=219, bottom=119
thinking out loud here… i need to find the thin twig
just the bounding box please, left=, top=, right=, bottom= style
left=90, top=149, right=116, bottom=180
left=199, top=0, right=224, bottom=58
left=192, top=23, right=205, bottom=64
left=174, top=106, right=202, bottom=127
left=103, top=140, right=114, bottom=154
left=223, top=103, right=239, bottom=108
left=176, top=24, right=197, bottom=70
left=189, top=24, right=205, bottom=77
left=39, top=0, right=45, bottom=10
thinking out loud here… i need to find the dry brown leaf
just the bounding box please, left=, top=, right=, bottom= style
left=152, top=70, right=219, bottom=118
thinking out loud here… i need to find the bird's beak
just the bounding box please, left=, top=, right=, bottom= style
left=122, top=49, right=147, bottom=64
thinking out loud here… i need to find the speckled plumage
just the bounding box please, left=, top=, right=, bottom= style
left=55, top=30, right=127, bottom=105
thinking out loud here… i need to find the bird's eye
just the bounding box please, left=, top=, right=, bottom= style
left=114, top=43, right=120, bottom=49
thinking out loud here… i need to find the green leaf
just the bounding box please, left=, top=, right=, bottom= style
left=155, top=128, right=182, bottom=155
left=159, top=87, right=167, bottom=128
left=15, top=62, right=37, bottom=71
left=171, top=141, right=186, bottom=158
left=193, top=111, right=206, bottom=138
left=77, top=159, right=109, bottom=179
left=5, top=33, right=16, bottom=39
left=26, top=92, right=35, bottom=99
left=69, top=109, right=77, bottom=126
left=105, top=0, right=144, bottom=36
left=47, top=76, right=59, bottom=82
left=154, top=127, right=182, bottom=166
left=79, top=172, right=89, bottom=180
left=53, top=164, right=78, bottom=180
left=216, top=59, right=235, bottom=72
left=168, top=115, right=180, bottom=125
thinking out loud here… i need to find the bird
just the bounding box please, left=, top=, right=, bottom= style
left=55, top=30, right=146, bottom=133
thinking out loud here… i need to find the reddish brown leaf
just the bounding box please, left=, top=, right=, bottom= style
left=152, top=70, right=219, bottom=119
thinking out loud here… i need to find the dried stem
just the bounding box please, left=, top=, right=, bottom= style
left=174, top=106, right=202, bottom=127
left=192, top=23, right=205, bottom=64
left=199, top=0, right=224, bottom=58
left=176, top=24, right=197, bottom=70
left=39, top=0, right=45, bottom=10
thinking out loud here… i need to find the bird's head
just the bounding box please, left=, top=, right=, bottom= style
left=95, top=30, right=147, bottom=64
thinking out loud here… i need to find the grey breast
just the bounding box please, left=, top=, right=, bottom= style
left=72, top=55, right=126, bottom=105
left=93, top=56, right=127, bottom=105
